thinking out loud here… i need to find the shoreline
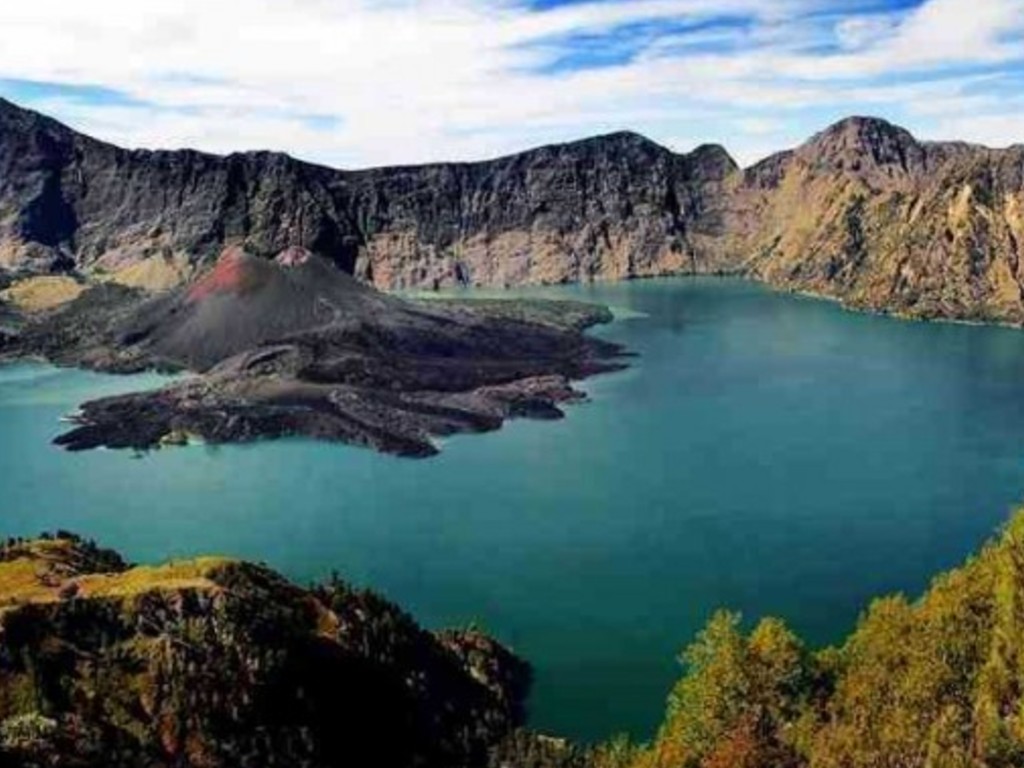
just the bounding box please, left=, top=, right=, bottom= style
left=410, top=268, right=1024, bottom=333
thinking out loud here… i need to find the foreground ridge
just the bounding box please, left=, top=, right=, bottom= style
left=6, top=510, right=1024, bottom=767
left=0, top=532, right=552, bottom=768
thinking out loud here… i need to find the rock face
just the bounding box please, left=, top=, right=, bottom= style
left=728, top=117, right=1024, bottom=322
left=346, top=136, right=737, bottom=288
left=0, top=534, right=536, bottom=768
left=0, top=99, right=360, bottom=280
left=2, top=98, right=1023, bottom=322
left=0, top=98, right=736, bottom=292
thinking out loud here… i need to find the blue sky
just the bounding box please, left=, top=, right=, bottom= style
left=0, top=0, right=1021, bottom=167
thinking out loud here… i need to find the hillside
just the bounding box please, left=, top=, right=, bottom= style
left=729, top=117, right=1024, bottom=322
left=2, top=99, right=1023, bottom=322
left=0, top=533, right=550, bottom=768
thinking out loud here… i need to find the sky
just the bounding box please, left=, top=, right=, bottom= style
left=0, top=0, right=1021, bottom=168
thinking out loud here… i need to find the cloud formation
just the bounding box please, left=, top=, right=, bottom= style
left=0, top=0, right=1021, bottom=167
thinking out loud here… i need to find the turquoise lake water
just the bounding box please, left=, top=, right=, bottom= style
left=4, top=277, right=1024, bottom=742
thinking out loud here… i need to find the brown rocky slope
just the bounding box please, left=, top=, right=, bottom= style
left=729, top=117, right=1024, bottom=322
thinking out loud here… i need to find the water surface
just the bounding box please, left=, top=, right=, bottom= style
left=3, top=277, right=1024, bottom=741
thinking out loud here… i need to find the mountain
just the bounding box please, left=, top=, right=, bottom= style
left=3, top=99, right=1022, bottom=323
left=728, top=116, right=1024, bottom=322
left=0, top=98, right=736, bottom=291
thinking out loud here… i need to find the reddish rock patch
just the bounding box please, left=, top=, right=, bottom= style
left=186, top=247, right=260, bottom=303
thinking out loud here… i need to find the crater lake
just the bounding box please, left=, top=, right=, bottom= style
left=5, top=277, right=1024, bottom=741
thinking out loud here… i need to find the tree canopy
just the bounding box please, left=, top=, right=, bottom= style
left=600, top=510, right=1024, bottom=768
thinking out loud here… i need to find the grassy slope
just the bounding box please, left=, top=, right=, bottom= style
left=0, top=538, right=228, bottom=608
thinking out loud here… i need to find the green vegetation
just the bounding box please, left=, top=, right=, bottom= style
left=420, top=297, right=615, bottom=332
left=600, top=510, right=1024, bottom=768
left=0, top=536, right=224, bottom=608
left=0, top=534, right=535, bottom=767
left=73, top=557, right=229, bottom=598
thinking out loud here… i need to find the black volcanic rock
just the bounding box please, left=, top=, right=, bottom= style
left=7, top=245, right=624, bottom=456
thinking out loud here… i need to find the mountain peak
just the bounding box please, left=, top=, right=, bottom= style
left=822, top=114, right=905, bottom=134
left=0, top=96, right=81, bottom=148
left=0, top=96, right=27, bottom=114
left=802, top=115, right=924, bottom=175
left=0, top=96, right=59, bottom=126
left=557, top=129, right=672, bottom=157
left=689, top=143, right=739, bottom=174
left=591, top=129, right=659, bottom=145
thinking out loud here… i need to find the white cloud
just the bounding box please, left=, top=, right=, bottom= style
left=0, top=0, right=1021, bottom=168
left=928, top=113, right=1024, bottom=147
left=834, top=15, right=899, bottom=51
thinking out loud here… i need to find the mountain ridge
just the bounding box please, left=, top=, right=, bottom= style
left=1, top=98, right=1023, bottom=321
left=7, top=97, right=1016, bottom=173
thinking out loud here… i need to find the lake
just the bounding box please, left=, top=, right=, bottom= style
left=3, top=277, right=1024, bottom=742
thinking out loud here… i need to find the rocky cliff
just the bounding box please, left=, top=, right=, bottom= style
left=729, top=117, right=1024, bottom=322
left=0, top=98, right=736, bottom=293
left=1, top=98, right=1022, bottom=322
left=0, top=533, right=575, bottom=768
